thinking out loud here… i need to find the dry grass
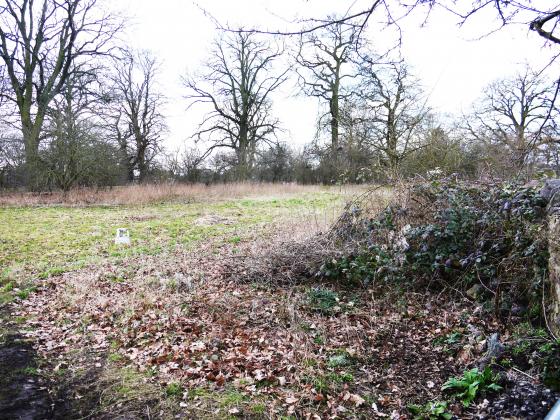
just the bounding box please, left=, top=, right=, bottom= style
left=221, top=186, right=394, bottom=285
left=0, top=182, right=366, bottom=207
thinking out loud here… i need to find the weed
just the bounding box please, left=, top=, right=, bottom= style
left=251, top=403, right=266, bottom=414
left=512, top=340, right=531, bottom=356
left=21, top=366, right=39, bottom=375
left=308, top=287, right=338, bottom=314
left=187, top=387, right=210, bottom=399
left=108, top=353, right=123, bottom=363
left=499, top=358, right=512, bottom=368
left=219, top=389, right=247, bottom=407
left=327, top=353, right=351, bottom=368
left=165, top=382, right=183, bottom=398
left=302, top=358, right=318, bottom=367
left=303, top=370, right=354, bottom=395
left=16, top=288, right=33, bottom=300
left=326, top=372, right=353, bottom=384
left=165, top=278, right=177, bottom=291
left=442, top=367, right=502, bottom=407
left=433, top=331, right=463, bottom=354
left=313, top=335, right=325, bottom=345
left=38, top=266, right=65, bottom=279
left=408, top=401, right=452, bottom=419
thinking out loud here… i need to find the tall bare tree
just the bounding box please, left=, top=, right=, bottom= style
left=295, top=21, right=359, bottom=157
left=108, top=49, right=166, bottom=182
left=184, top=32, right=287, bottom=180
left=0, top=0, right=121, bottom=187
left=467, top=66, right=559, bottom=171
left=357, top=61, right=428, bottom=175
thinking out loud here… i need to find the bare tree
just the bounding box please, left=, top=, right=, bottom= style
left=108, top=49, right=166, bottom=182
left=295, top=21, right=359, bottom=157
left=466, top=66, right=559, bottom=171
left=422, top=2, right=560, bottom=46
left=183, top=31, right=288, bottom=180
left=165, top=146, right=207, bottom=183
left=357, top=61, right=428, bottom=175
left=0, top=0, right=121, bottom=187
left=222, top=2, right=559, bottom=55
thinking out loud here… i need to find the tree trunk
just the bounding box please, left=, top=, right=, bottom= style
left=330, top=93, right=339, bottom=153
left=21, top=114, right=44, bottom=190
left=137, top=146, right=147, bottom=182
left=386, top=107, right=399, bottom=178
left=237, top=123, right=250, bottom=181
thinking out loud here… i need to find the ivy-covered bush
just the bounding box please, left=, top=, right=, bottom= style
left=321, top=180, right=550, bottom=319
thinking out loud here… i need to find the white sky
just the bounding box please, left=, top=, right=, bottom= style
left=113, top=0, right=557, bottom=153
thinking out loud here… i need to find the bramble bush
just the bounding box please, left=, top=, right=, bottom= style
left=320, top=179, right=549, bottom=320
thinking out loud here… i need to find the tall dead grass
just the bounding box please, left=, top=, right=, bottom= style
left=221, top=186, right=394, bottom=285
left=0, top=182, right=366, bottom=207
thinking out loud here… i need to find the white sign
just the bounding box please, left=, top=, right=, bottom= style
left=115, top=228, right=131, bottom=245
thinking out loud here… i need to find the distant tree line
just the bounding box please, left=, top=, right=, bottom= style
left=0, top=1, right=559, bottom=190
left=170, top=23, right=559, bottom=184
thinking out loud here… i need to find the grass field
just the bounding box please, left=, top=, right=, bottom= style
left=0, top=184, right=358, bottom=304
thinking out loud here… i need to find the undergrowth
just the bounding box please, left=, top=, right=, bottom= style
left=321, top=180, right=550, bottom=322
left=442, top=367, right=502, bottom=407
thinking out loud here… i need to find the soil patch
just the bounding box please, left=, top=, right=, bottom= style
left=0, top=314, right=52, bottom=419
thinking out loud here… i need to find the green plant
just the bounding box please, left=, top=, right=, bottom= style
left=307, top=288, right=338, bottom=314
left=302, top=370, right=354, bottom=396
left=408, top=401, right=452, bottom=419
left=326, top=372, right=353, bottom=384
left=442, top=367, right=502, bottom=407
left=165, top=382, right=183, bottom=398
left=38, top=266, right=65, bottom=279
left=21, top=366, right=38, bottom=375
left=322, top=181, right=550, bottom=323
left=319, top=245, right=394, bottom=287
left=327, top=353, right=351, bottom=368
left=433, top=331, right=463, bottom=353
left=251, top=403, right=266, bottom=414
left=16, top=288, right=33, bottom=300
left=512, top=340, right=531, bottom=356
left=313, top=335, right=325, bottom=345
left=108, top=353, right=123, bottom=363
left=2, top=281, right=14, bottom=292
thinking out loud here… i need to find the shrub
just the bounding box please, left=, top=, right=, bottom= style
left=319, top=245, right=395, bottom=287
left=321, top=179, right=550, bottom=319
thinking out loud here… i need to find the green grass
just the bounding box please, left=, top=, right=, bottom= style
left=165, top=382, right=183, bottom=398
left=0, top=192, right=344, bottom=281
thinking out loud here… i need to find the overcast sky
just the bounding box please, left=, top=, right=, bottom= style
left=114, top=0, right=556, bottom=153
